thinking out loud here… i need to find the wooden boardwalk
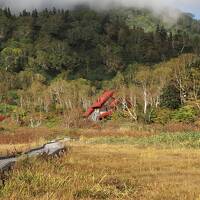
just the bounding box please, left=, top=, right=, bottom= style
left=0, top=138, right=69, bottom=184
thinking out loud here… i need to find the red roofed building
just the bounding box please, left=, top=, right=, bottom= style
left=83, top=90, right=116, bottom=121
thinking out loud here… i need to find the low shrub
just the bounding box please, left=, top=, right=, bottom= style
left=171, top=105, right=199, bottom=123
left=153, top=108, right=172, bottom=125
left=0, top=103, right=16, bottom=115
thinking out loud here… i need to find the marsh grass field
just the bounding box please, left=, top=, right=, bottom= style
left=1, top=125, right=200, bottom=199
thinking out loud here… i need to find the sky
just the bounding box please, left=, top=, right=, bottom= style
left=0, top=0, right=199, bottom=19
left=171, top=0, right=200, bottom=19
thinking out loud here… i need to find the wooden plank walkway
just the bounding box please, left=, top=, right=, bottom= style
left=0, top=138, right=69, bottom=183
left=0, top=157, right=17, bottom=172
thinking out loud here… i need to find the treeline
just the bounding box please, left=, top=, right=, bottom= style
left=0, top=7, right=199, bottom=80
left=1, top=54, right=200, bottom=127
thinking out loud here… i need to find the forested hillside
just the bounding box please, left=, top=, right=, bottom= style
left=0, top=7, right=200, bottom=79
left=1, top=6, right=200, bottom=127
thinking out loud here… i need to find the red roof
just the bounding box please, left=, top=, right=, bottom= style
left=83, top=90, right=114, bottom=118
left=109, top=99, right=119, bottom=108
left=99, top=110, right=113, bottom=119
left=83, top=107, right=94, bottom=117
left=91, top=91, right=114, bottom=108
left=0, top=115, right=6, bottom=122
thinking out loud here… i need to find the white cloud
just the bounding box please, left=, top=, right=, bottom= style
left=0, top=0, right=198, bottom=21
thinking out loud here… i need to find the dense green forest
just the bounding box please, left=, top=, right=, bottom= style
left=1, top=6, right=200, bottom=127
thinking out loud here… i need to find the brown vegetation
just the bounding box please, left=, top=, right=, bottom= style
left=1, top=143, right=200, bottom=199
left=0, top=127, right=61, bottom=145
left=0, top=125, right=63, bottom=155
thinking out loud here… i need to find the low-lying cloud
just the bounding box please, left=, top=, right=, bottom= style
left=0, top=0, right=199, bottom=22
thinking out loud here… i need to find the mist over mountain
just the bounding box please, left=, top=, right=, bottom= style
left=0, top=0, right=199, bottom=22
left=0, top=5, right=198, bottom=80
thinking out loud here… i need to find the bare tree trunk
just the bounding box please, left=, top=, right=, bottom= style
left=143, top=85, right=148, bottom=114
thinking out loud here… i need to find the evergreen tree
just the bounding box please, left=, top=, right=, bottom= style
left=160, top=83, right=182, bottom=110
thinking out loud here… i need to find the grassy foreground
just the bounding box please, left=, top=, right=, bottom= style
left=1, top=134, right=200, bottom=199
left=86, top=132, right=200, bottom=148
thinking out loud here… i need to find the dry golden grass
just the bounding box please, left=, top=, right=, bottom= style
left=71, top=122, right=200, bottom=139
left=0, top=140, right=47, bottom=156
left=71, top=128, right=155, bottom=138
left=1, top=142, right=200, bottom=199
left=0, top=121, right=199, bottom=156
left=152, top=122, right=200, bottom=133
left=0, top=126, right=65, bottom=156
left=0, top=127, right=62, bottom=145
